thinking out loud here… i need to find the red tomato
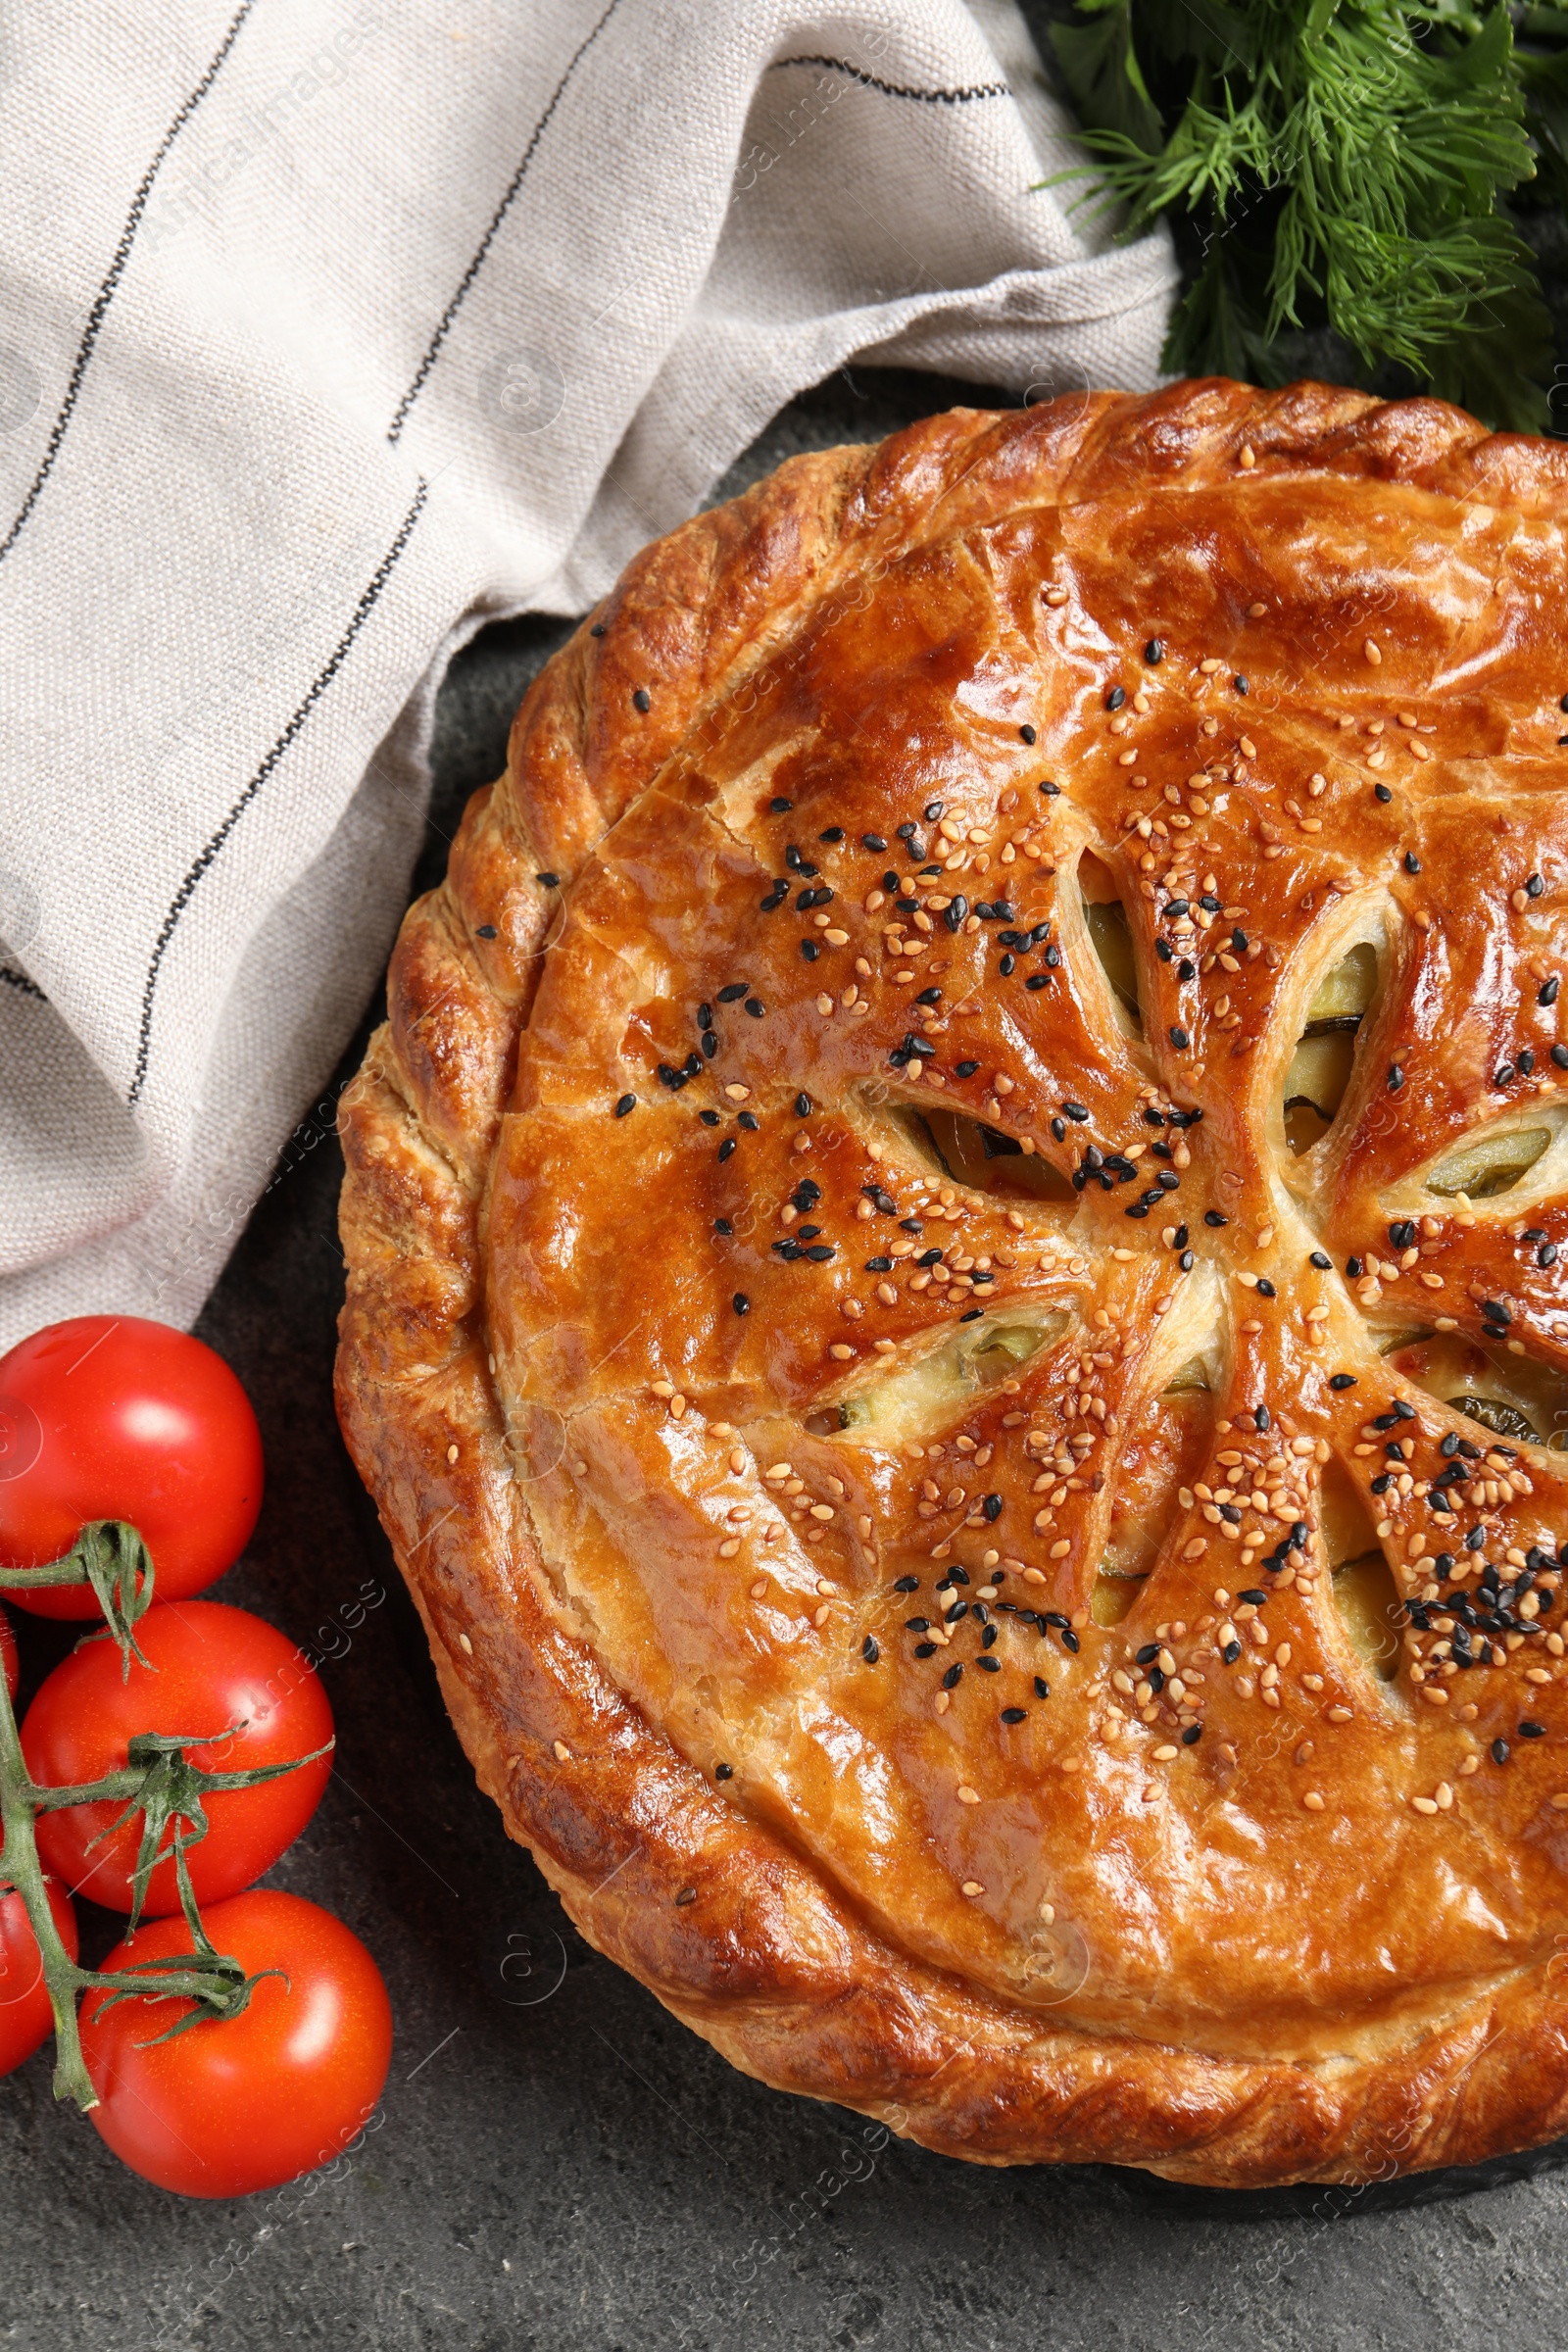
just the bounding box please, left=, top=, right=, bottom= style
left=0, top=1601, right=15, bottom=1703
left=0, top=1316, right=263, bottom=1618
left=81, top=1888, right=392, bottom=2197
left=22, top=1602, right=333, bottom=1916
left=0, top=1876, right=78, bottom=2076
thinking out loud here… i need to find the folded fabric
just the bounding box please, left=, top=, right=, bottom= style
left=0, top=0, right=1175, bottom=1351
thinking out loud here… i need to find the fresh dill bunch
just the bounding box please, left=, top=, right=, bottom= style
left=1041, top=0, right=1553, bottom=428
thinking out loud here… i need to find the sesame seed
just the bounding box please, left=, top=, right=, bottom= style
left=632, top=688, right=652, bottom=712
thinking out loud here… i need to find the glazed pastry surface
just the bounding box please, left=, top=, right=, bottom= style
left=337, top=380, right=1568, bottom=2182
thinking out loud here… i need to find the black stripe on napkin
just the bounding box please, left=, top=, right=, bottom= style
left=0, top=0, right=257, bottom=568
left=127, top=477, right=429, bottom=1108
left=764, top=55, right=1010, bottom=105
left=387, top=0, right=626, bottom=446
left=0, top=966, right=45, bottom=1003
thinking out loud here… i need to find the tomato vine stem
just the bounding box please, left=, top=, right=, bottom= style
left=0, top=1523, right=330, bottom=2107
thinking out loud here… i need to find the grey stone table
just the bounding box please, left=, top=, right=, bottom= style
left=4, top=369, right=1567, bottom=2352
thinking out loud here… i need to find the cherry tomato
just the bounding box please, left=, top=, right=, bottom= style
left=0, top=1601, right=15, bottom=1704
left=0, top=1876, right=78, bottom=2076
left=81, top=1889, right=392, bottom=2197
left=22, top=1601, right=333, bottom=1916
left=0, top=1316, right=263, bottom=1619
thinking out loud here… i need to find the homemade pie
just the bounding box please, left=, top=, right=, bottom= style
left=336, top=379, right=1568, bottom=2185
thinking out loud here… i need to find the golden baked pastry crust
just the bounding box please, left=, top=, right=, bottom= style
left=336, top=378, right=1568, bottom=2186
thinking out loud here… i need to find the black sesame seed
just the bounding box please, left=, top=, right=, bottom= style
left=613, top=1094, right=636, bottom=1118
left=820, top=827, right=844, bottom=843
left=1002, top=1706, right=1027, bottom=1724
left=1520, top=1720, right=1545, bottom=1738
left=1493, top=1739, right=1511, bottom=1763
left=769, top=796, right=791, bottom=813
left=1541, top=977, right=1561, bottom=1006
left=590, top=621, right=607, bottom=637
left=1374, top=783, right=1393, bottom=803
left=1520, top=1049, right=1538, bottom=1075
left=801, top=941, right=819, bottom=961
left=1171, top=1224, right=1189, bottom=1248
left=1495, top=1063, right=1515, bottom=1088
left=1222, top=1640, right=1242, bottom=1664
left=1019, top=723, right=1037, bottom=744
left=731, top=1292, right=750, bottom=1316
left=700, top=1110, right=720, bottom=1128
left=718, top=1138, right=736, bottom=1161
left=476, top=922, right=498, bottom=939
left=713, top=1216, right=732, bottom=1235
left=1106, top=685, right=1126, bottom=711
left=1309, top=1251, right=1333, bottom=1271
left=1000, top=953, right=1015, bottom=976
left=745, top=998, right=765, bottom=1017
left=1060, top=1629, right=1080, bottom=1653
left=1169, top=1025, right=1190, bottom=1050
left=1403, top=852, right=1421, bottom=875
left=1145, top=638, right=1164, bottom=664
left=1256, top=1278, right=1277, bottom=1298
left=1034, top=1676, right=1051, bottom=1698
left=1234, top=675, right=1249, bottom=694
left=1528, top=873, right=1545, bottom=898
left=983, top=1494, right=1004, bottom=1522
left=1204, top=1210, right=1228, bottom=1228
left=632, top=688, right=651, bottom=713
left=1329, top=1372, right=1357, bottom=1391
left=942, top=1663, right=963, bottom=1690
left=1040, top=779, right=1061, bottom=796
left=861, top=1637, right=879, bottom=1663
left=894, top=1576, right=920, bottom=1593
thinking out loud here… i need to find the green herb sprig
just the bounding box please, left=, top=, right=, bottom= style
left=1040, top=0, right=1568, bottom=429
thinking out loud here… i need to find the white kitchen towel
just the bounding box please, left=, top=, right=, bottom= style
left=0, top=0, right=1176, bottom=1351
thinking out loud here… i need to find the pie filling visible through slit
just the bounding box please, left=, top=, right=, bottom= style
left=336, top=380, right=1568, bottom=2184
